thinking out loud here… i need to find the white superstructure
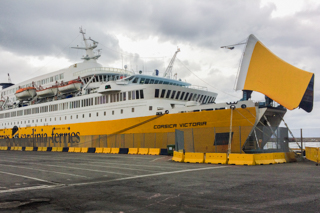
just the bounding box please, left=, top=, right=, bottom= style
left=0, top=28, right=219, bottom=130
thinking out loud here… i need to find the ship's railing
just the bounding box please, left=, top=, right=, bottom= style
left=185, top=85, right=208, bottom=91
left=73, top=67, right=134, bottom=77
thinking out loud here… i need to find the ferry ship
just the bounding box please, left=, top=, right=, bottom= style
left=0, top=29, right=314, bottom=153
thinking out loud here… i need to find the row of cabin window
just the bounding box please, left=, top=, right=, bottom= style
left=0, top=90, right=144, bottom=119
left=0, top=73, right=64, bottom=97
left=82, top=74, right=128, bottom=84
left=127, top=76, right=184, bottom=87
left=154, top=89, right=215, bottom=104
left=1, top=108, right=136, bottom=126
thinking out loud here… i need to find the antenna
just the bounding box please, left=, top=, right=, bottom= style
left=7, top=73, right=12, bottom=83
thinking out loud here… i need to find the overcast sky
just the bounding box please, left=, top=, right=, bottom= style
left=0, top=0, right=319, bottom=132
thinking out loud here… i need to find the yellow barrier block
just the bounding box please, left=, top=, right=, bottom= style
left=0, top=147, right=4, bottom=150
left=205, top=153, right=228, bottom=164
left=103, top=148, right=111, bottom=153
left=42, top=147, right=47, bottom=152
left=81, top=147, right=88, bottom=153
left=37, top=147, right=43, bottom=151
left=111, top=148, right=120, bottom=154
left=17, top=147, right=22, bottom=151
left=74, top=147, right=81, bottom=153
left=149, top=148, right=161, bottom=155
left=286, top=152, right=297, bottom=162
left=128, top=148, right=139, bottom=154
left=56, top=147, right=63, bottom=152
left=52, top=147, right=58, bottom=152
left=138, top=148, right=149, bottom=155
left=25, top=147, right=34, bottom=151
left=305, top=147, right=319, bottom=163
left=273, top=152, right=287, bottom=163
left=95, top=147, right=103, bottom=153
left=172, top=151, right=184, bottom=162
left=228, top=154, right=255, bottom=165
left=184, top=152, right=204, bottom=163
left=254, top=153, right=275, bottom=165
left=68, top=147, right=75, bottom=152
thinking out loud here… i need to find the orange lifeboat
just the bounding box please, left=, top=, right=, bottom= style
left=36, top=85, right=59, bottom=98
left=15, top=87, right=36, bottom=100
left=58, top=80, right=82, bottom=94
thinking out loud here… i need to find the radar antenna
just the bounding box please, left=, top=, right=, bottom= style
left=163, top=47, right=180, bottom=78
left=71, top=27, right=101, bottom=61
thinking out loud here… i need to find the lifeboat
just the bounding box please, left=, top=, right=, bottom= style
left=58, top=80, right=82, bottom=94
left=15, top=87, right=36, bottom=100
left=36, top=85, right=58, bottom=98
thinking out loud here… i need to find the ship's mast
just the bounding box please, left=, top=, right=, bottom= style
left=71, top=27, right=101, bottom=61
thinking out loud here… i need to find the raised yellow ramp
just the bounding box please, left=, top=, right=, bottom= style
left=148, top=148, right=160, bottom=155
left=128, top=148, right=139, bottom=154
left=172, top=151, right=184, bottom=162
left=205, top=153, right=228, bottom=164
left=52, top=147, right=58, bottom=152
left=228, top=154, right=255, bottom=166
left=138, top=148, right=149, bottom=155
left=184, top=152, right=204, bottom=163
left=68, top=147, right=75, bottom=152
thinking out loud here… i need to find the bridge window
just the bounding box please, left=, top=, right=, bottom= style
left=175, top=91, right=181, bottom=100
left=166, top=90, right=171, bottom=98
left=171, top=91, right=176, bottom=99
left=184, top=93, right=189, bottom=100
left=160, top=89, right=166, bottom=98
left=180, top=92, right=185, bottom=100
left=140, top=90, right=144, bottom=99
left=133, top=78, right=139, bottom=83
left=155, top=89, right=159, bottom=98
left=136, top=90, right=140, bottom=99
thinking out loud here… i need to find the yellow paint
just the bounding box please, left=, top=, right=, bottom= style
left=244, top=41, right=313, bottom=110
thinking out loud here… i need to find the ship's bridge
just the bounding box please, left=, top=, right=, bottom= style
left=117, top=74, right=192, bottom=87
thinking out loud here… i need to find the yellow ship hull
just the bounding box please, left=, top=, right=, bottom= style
left=0, top=107, right=257, bottom=153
